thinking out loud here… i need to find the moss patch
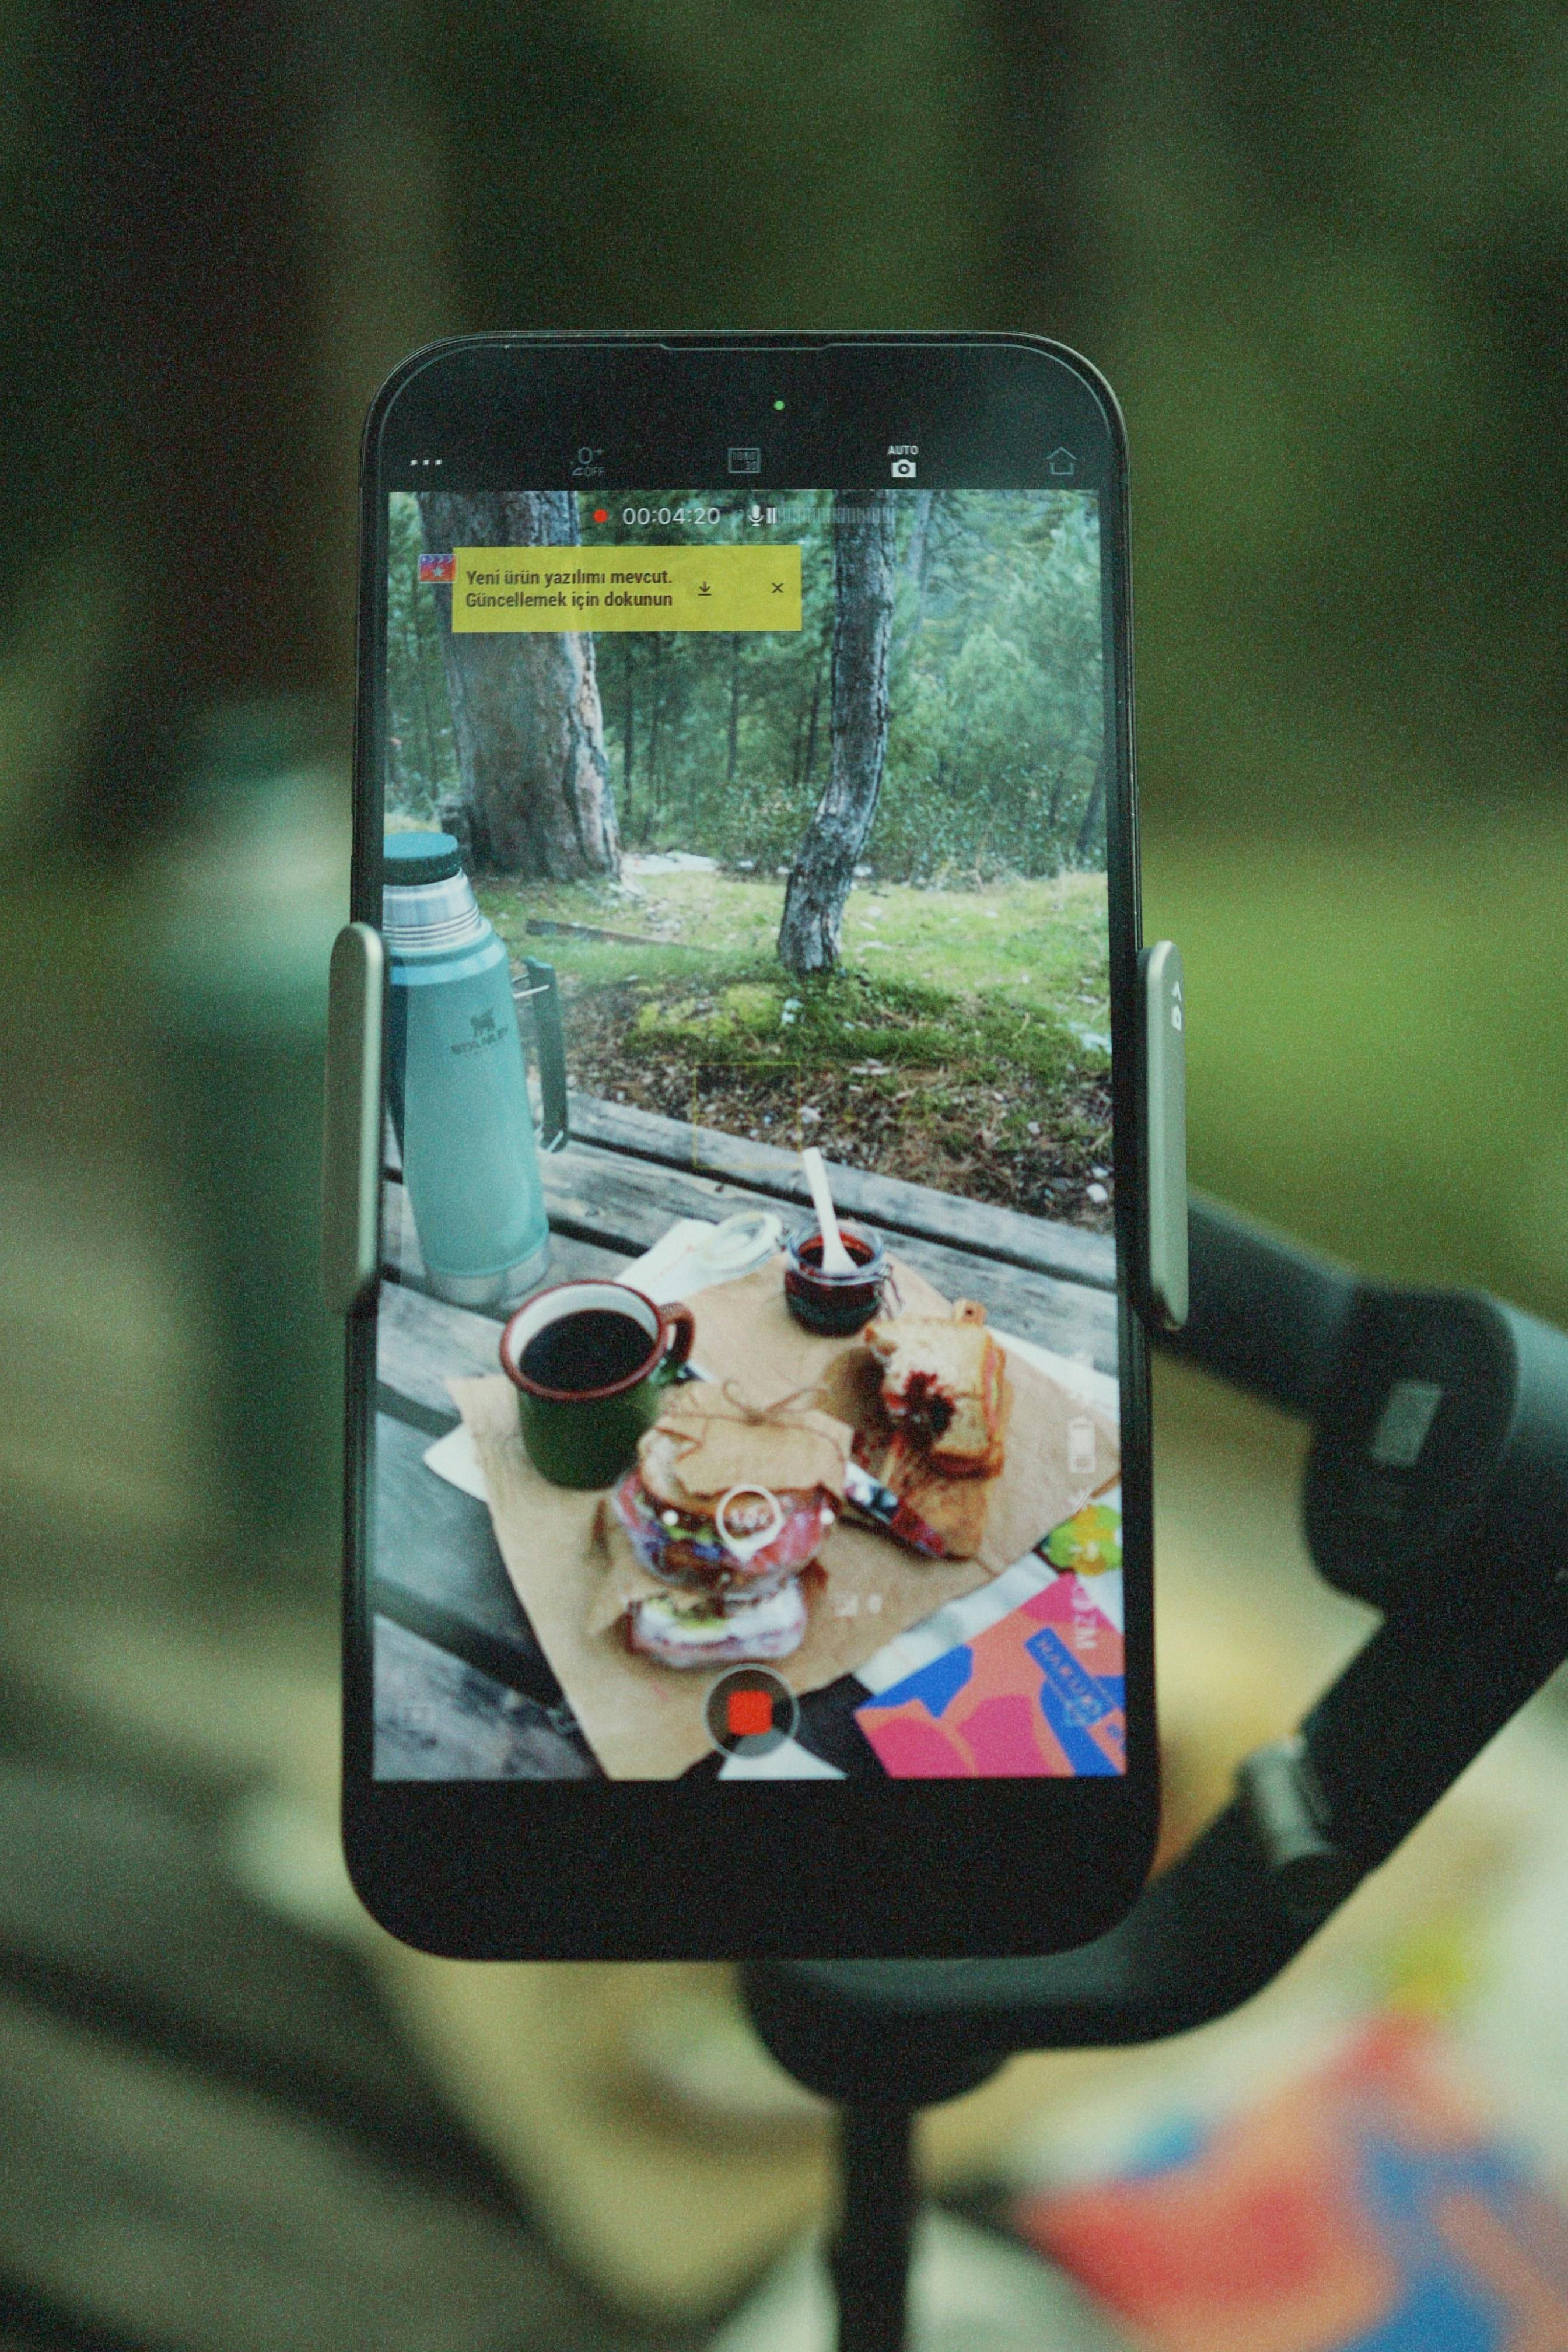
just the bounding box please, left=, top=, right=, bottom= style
left=483, top=866, right=1113, bottom=1226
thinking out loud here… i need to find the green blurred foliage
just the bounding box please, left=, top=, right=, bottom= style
left=1, top=0, right=1566, bottom=1582
left=420, top=0, right=999, bottom=330
left=1099, top=1, right=1568, bottom=829
left=1147, top=810, right=1568, bottom=1328
left=394, top=0, right=1568, bottom=838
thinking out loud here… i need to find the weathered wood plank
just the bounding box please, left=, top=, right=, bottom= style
left=380, top=1181, right=636, bottom=1316
left=538, top=1141, right=1117, bottom=1370
left=374, top=1617, right=594, bottom=1781
left=375, top=1279, right=504, bottom=1419
left=367, top=1106, right=1113, bottom=1713
left=372, top=1412, right=558, bottom=1699
left=386, top=1085, right=1112, bottom=1287
left=0, top=1988, right=660, bottom=2352
left=383, top=1143, right=1114, bottom=1379
left=567, top=1093, right=1116, bottom=1291
left=0, top=1764, right=455, bottom=2158
left=540, top=1143, right=734, bottom=1252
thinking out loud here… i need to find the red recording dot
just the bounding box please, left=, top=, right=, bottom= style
left=726, top=1689, right=775, bottom=1738
left=593, top=507, right=609, bottom=523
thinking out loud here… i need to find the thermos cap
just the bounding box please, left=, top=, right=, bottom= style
left=384, top=830, right=463, bottom=886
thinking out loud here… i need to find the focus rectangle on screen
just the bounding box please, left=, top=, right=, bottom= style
left=451, top=544, right=804, bottom=632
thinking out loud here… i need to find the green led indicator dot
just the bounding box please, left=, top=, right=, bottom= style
left=773, top=399, right=786, bottom=411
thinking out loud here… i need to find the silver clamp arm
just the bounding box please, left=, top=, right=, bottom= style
left=321, top=922, right=384, bottom=1315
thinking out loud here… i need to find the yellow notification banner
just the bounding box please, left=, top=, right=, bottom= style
left=451, top=544, right=802, bottom=632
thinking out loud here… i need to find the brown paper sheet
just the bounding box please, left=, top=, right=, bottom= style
left=647, top=1384, right=852, bottom=1502
left=450, top=1255, right=1119, bottom=1780
left=690, top=1261, right=1117, bottom=1573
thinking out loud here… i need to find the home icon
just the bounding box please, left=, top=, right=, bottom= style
left=1048, top=447, right=1076, bottom=477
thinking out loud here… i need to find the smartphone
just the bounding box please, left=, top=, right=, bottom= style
left=331, top=332, right=1177, bottom=1961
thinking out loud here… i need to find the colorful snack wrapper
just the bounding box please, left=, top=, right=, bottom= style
left=855, top=1570, right=1125, bottom=1777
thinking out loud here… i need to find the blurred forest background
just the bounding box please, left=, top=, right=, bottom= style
left=4, top=4, right=1568, bottom=2342
left=5, top=0, right=1560, bottom=1587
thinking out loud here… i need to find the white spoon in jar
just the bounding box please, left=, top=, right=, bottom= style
left=800, top=1145, right=855, bottom=1275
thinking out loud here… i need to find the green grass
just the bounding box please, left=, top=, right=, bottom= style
left=620, top=964, right=1083, bottom=1089
left=480, top=865, right=1110, bottom=1080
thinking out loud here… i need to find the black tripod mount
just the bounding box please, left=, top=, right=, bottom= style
left=743, top=1194, right=1568, bottom=2350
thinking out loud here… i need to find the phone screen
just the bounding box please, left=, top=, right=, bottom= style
left=349, top=334, right=1152, bottom=1957
left=372, top=474, right=1126, bottom=1786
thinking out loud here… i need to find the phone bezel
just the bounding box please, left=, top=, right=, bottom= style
left=344, top=330, right=1157, bottom=1960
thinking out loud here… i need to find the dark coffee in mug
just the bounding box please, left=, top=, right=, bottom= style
left=499, top=1279, right=697, bottom=1489
left=520, top=1308, right=650, bottom=1395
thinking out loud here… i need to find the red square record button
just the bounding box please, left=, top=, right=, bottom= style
left=726, top=1688, right=775, bottom=1740
left=706, top=1668, right=798, bottom=1760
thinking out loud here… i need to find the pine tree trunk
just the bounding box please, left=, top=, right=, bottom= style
left=409, top=592, right=441, bottom=806
left=620, top=638, right=635, bottom=836
left=726, top=632, right=742, bottom=786
left=903, top=489, right=935, bottom=593
left=778, top=494, right=898, bottom=976
left=644, top=632, right=664, bottom=845
left=1073, top=750, right=1107, bottom=867
left=802, top=632, right=827, bottom=785
left=416, top=491, right=619, bottom=879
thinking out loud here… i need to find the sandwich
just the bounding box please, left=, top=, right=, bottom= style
left=863, top=1304, right=1007, bottom=1478
left=607, top=1387, right=852, bottom=1668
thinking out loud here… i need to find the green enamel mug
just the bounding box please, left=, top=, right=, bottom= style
left=499, top=1280, right=696, bottom=1490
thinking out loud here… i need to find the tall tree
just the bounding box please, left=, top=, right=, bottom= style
left=620, top=638, right=635, bottom=835
left=903, top=489, right=936, bottom=594
left=800, top=631, right=827, bottom=786
left=778, top=493, right=898, bottom=976
left=416, top=491, right=618, bottom=878
left=643, top=631, right=665, bottom=844
left=1073, top=750, right=1107, bottom=868
left=725, top=632, right=742, bottom=787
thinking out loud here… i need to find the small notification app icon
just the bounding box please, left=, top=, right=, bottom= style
left=726, top=1688, right=775, bottom=1740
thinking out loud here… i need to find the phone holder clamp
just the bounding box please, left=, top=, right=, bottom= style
left=741, top=1192, right=1568, bottom=2348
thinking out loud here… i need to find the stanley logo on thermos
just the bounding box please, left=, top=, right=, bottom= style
left=452, top=1009, right=502, bottom=1055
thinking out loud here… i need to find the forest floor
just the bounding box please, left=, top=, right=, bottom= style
left=480, top=863, right=1114, bottom=1230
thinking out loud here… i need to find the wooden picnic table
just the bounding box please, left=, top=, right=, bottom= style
left=373, top=1095, right=1117, bottom=1780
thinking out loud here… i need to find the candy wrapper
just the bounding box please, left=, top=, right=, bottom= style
left=856, top=1570, right=1125, bottom=1777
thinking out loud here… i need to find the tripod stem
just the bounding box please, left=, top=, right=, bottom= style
left=832, top=2102, right=915, bottom=2351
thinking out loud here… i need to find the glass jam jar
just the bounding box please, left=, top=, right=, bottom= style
left=782, top=1217, right=888, bottom=1336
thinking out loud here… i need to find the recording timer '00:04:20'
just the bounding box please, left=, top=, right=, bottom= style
left=594, top=505, right=727, bottom=528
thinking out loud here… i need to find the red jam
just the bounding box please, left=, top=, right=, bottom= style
left=783, top=1223, right=888, bottom=1336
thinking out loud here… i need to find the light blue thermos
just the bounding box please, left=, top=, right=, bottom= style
left=382, top=831, right=566, bottom=1308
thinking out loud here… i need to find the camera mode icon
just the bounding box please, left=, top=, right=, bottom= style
left=890, top=457, right=916, bottom=479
